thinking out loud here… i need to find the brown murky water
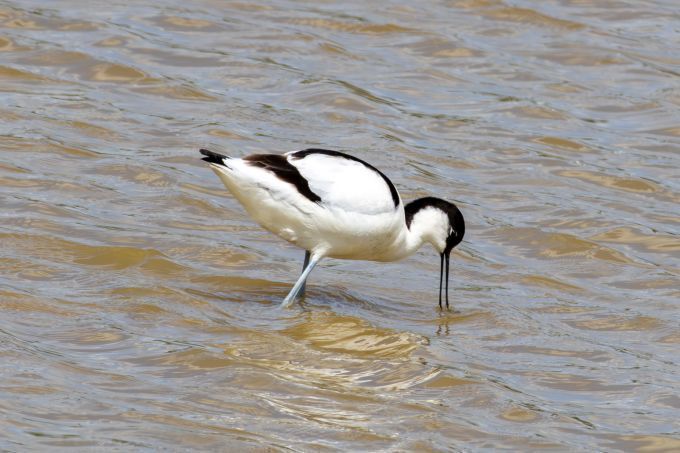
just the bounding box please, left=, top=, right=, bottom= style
left=1, top=0, right=679, bottom=450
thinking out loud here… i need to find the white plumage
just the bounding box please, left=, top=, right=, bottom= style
left=294, top=153, right=395, bottom=215
left=200, top=148, right=465, bottom=309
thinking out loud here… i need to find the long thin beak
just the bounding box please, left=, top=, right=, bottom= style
left=445, top=252, right=450, bottom=309
left=439, top=253, right=444, bottom=309
left=439, top=252, right=451, bottom=310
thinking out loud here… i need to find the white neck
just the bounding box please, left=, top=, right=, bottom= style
left=382, top=207, right=449, bottom=261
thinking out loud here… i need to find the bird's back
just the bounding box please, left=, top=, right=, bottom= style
left=287, top=149, right=400, bottom=215
left=203, top=148, right=405, bottom=259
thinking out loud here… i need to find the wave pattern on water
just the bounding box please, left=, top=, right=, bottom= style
left=1, top=0, right=679, bottom=450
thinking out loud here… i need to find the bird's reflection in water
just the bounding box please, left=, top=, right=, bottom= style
left=433, top=308, right=474, bottom=336
left=436, top=312, right=451, bottom=336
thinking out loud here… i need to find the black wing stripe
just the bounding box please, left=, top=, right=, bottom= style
left=290, top=148, right=400, bottom=208
left=244, top=154, right=322, bottom=203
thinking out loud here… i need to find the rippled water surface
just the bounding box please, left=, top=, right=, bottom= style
left=1, top=0, right=679, bottom=450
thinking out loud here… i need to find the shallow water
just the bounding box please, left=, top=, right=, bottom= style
left=1, top=0, right=679, bottom=450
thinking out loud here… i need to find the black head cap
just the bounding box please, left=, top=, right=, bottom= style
left=405, top=196, right=465, bottom=310
left=405, top=196, right=465, bottom=254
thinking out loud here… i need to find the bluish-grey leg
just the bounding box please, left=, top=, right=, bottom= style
left=281, top=253, right=321, bottom=308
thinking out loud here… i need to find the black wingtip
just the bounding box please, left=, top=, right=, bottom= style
left=200, top=148, right=229, bottom=165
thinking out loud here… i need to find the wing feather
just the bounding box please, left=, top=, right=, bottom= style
left=244, top=154, right=321, bottom=203
left=287, top=149, right=400, bottom=215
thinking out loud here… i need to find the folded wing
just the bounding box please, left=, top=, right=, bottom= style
left=287, top=149, right=400, bottom=215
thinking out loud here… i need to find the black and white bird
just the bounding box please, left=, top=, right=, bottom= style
left=199, top=148, right=465, bottom=309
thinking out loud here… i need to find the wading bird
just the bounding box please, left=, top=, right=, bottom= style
left=200, top=148, right=464, bottom=309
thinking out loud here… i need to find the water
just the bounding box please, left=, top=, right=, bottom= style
left=1, top=0, right=679, bottom=450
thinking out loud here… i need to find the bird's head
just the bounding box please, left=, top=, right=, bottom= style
left=405, top=197, right=465, bottom=309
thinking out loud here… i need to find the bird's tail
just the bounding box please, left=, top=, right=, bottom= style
left=200, top=148, right=230, bottom=166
